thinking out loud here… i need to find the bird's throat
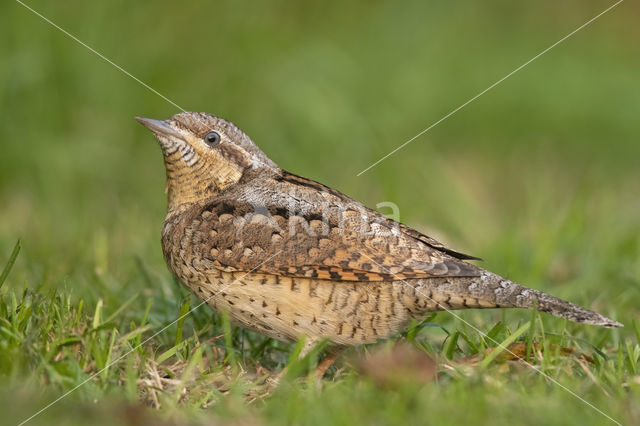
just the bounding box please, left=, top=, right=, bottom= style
left=164, top=160, right=243, bottom=213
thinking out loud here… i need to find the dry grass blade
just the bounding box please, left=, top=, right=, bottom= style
left=456, top=342, right=595, bottom=367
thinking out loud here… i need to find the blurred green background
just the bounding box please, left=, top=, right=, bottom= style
left=1, top=0, right=639, bottom=424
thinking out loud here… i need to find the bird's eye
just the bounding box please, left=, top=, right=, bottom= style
left=204, top=131, right=221, bottom=146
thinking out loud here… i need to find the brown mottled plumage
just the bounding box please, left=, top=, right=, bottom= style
left=137, top=112, right=621, bottom=372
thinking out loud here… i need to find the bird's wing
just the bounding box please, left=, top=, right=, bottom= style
left=396, top=223, right=481, bottom=261
left=276, top=170, right=481, bottom=261
left=186, top=194, right=480, bottom=282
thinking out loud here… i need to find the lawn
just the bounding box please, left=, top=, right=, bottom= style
left=1, top=0, right=639, bottom=424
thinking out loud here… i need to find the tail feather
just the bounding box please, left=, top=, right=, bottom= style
left=478, top=271, right=622, bottom=328
left=423, top=270, right=622, bottom=328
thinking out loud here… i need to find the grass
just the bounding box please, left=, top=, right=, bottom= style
left=1, top=275, right=638, bottom=425
left=1, top=0, right=639, bottom=424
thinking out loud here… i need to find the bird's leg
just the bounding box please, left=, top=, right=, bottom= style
left=315, top=346, right=345, bottom=379
left=298, top=339, right=345, bottom=378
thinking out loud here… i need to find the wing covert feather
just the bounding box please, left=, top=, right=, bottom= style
left=187, top=198, right=479, bottom=282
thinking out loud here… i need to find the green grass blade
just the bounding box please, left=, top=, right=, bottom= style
left=175, top=298, right=191, bottom=346
left=0, top=240, right=21, bottom=289
left=92, top=299, right=103, bottom=329
left=632, top=318, right=640, bottom=346
left=157, top=337, right=193, bottom=364
left=220, top=311, right=236, bottom=366
left=526, top=304, right=538, bottom=361
left=103, top=293, right=139, bottom=324
left=118, top=324, right=152, bottom=344
left=173, top=345, right=204, bottom=402
left=443, top=331, right=460, bottom=360
left=480, top=321, right=531, bottom=369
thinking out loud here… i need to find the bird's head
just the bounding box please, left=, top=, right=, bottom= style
left=137, top=112, right=277, bottom=212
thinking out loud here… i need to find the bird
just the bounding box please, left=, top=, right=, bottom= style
left=136, top=112, right=622, bottom=376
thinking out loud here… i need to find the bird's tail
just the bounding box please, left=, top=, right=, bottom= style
left=418, top=270, right=622, bottom=328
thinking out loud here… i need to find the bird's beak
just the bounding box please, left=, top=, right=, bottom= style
left=135, top=117, right=183, bottom=139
